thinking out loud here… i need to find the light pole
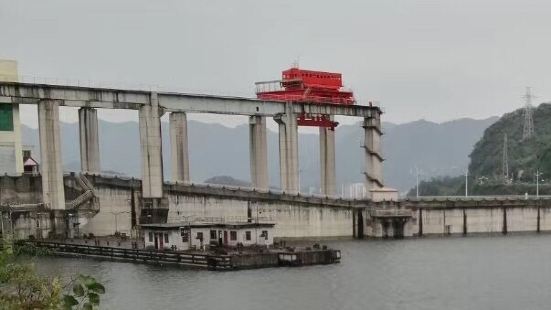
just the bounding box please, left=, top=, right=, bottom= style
left=536, top=170, right=543, bottom=198
left=298, top=168, right=303, bottom=194
left=465, top=169, right=469, bottom=197
left=415, top=166, right=420, bottom=198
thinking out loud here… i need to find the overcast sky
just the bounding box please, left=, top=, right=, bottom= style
left=2, top=0, right=551, bottom=129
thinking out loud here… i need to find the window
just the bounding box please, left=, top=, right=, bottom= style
left=164, top=233, right=169, bottom=243
left=0, top=104, right=13, bottom=131
left=210, top=230, right=217, bottom=240
left=262, top=230, right=268, bottom=240
left=230, top=231, right=237, bottom=241
left=148, top=232, right=153, bottom=242
left=181, top=228, right=189, bottom=242
left=197, top=232, right=204, bottom=241
left=245, top=231, right=251, bottom=241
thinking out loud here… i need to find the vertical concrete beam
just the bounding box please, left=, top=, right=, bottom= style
left=38, top=100, right=65, bottom=209
left=249, top=115, right=268, bottom=190
left=169, top=112, right=190, bottom=183
left=139, top=92, right=164, bottom=199
left=320, top=120, right=336, bottom=196
left=12, top=103, right=23, bottom=174
left=78, top=108, right=100, bottom=173
left=274, top=104, right=299, bottom=193
left=363, top=112, right=384, bottom=192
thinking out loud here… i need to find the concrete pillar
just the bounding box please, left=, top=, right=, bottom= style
left=274, top=104, right=299, bottom=193
left=363, top=112, right=384, bottom=191
left=78, top=108, right=100, bottom=173
left=249, top=115, right=268, bottom=190
left=320, top=121, right=336, bottom=196
left=169, top=112, right=190, bottom=183
left=139, top=92, right=164, bottom=199
left=38, top=100, right=66, bottom=209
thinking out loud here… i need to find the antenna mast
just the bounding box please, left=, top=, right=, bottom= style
left=522, top=87, right=535, bottom=140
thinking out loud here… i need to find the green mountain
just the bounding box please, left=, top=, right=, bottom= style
left=469, top=103, right=551, bottom=182
left=408, top=103, right=551, bottom=196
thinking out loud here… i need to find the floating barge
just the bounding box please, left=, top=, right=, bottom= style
left=18, top=241, right=341, bottom=271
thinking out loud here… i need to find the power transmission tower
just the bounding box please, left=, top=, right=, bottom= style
left=522, top=87, right=536, bottom=140
left=502, top=133, right=510, bottom=183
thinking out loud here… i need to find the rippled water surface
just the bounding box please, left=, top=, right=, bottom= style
left=34, top=235, right=551, bottom=310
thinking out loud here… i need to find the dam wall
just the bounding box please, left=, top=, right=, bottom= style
left=6, top=175, right=551, bottom=240
left=80, top=175, right=355, bottom=239
left=362, top=198, right=551, bottom=238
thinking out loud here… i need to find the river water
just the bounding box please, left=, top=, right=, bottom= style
left=34, top=234, right=551, bottom=310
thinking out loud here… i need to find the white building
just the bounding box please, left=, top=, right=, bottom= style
left=0, top=60, right=23, bottom=174
left=140, top=222, right=275, bottom=251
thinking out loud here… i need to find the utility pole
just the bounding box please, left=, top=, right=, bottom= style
left=536, top=169, right=542, bottom=198
left=522, top=87, right=536, bottom=140
left=465, top=169, right=469, bottom=197
left=415, top=166, right=420, bottom=198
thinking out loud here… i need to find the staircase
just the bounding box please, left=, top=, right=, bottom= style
left=65, top=174, right=99, bottom=212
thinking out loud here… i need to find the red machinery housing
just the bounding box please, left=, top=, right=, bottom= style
left=255, top=67, right=355, bottom=129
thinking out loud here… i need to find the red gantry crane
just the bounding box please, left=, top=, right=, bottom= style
left=255, top=67, right=356, bottom=130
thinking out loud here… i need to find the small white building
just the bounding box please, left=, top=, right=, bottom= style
left=140, top=222, right=275, bottom=251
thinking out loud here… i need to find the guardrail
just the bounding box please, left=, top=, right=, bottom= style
left=370, top=209, right=413, bottom=217
left=23, top=241, right=232, bottom=270
left=406, top=195, right=551, bottom=201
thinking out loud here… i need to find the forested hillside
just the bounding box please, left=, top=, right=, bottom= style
left=408, top=103, right=551, bottom=196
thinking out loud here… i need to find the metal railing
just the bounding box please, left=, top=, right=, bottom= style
left=177, top=216, right=275, bottom=223
left=408, top=195, right=551, bottom=201
left=1, top=74, right=257, bottom=98
left=370, top=209, right=413, bottom=217
left=23, top=241, right=233, bottom=270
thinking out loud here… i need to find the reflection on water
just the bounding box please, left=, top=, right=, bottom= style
left=35, top=235, right=551, bottom=310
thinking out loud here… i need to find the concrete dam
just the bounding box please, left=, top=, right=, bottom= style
left=3, top=173, right=551, bottom=240
left=1, top=79, right=550, bottom=241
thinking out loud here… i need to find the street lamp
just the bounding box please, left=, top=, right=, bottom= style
left=465, top=169, right=469, bottom=197
left=414, top=166, right=421, bottom=198
left=536, top=170, right=543, bottom=198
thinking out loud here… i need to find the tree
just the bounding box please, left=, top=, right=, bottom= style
left=0, top=248, right=105, bottom=309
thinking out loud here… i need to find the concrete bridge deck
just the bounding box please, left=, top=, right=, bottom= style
left=0, top=81, right=380, bottom=117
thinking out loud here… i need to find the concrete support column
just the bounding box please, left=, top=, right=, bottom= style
left=139, top=92, right=164, bottom=199
left=363, top=113, right=384, bottom=191
left=38, top=100, right=65, bottom=209
left=249, top=115, right=268, bottom=190
left=274, top=104, right=299, bottom=193
left=169, top=112, right=190, bottom=183
left=78, top=108, right=100, bottom=173
left=12, top=104, right=23, bottom=174
left=320, top=120, right=336, bottom=196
